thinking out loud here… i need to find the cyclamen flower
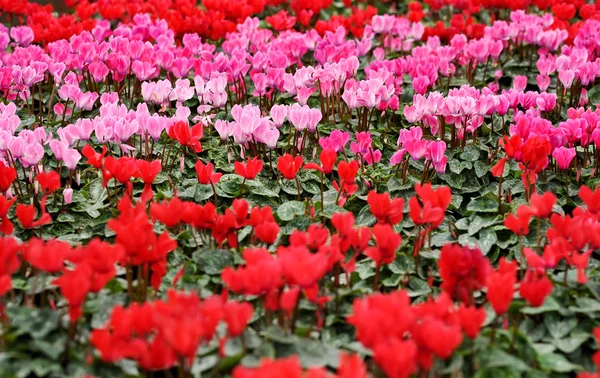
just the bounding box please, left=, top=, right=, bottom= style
left=195, top=161, right=222, bottom=185
left=9, top=26, right=34, bottom=46
left=350, top=132, right=381, bottom=165
left=141, top=80, right=172, bottom=105
left=486, top=258, right=517, bottom=315
left=520, top=268, right=553, bottom=307
left=426, top=141, right=447, bottom=174
left=438, top=244, right=490, bottom=304
left=552, top=146, right=576, bottom=170
left=319, top=130, right=350, bottom=152
left=270, top=105, right=288, bottom=127
left=287, top=104, right=322, bottom=133
left=277, top=154, right=303, bottom=180
left=218, top=105, right=279, bottom=148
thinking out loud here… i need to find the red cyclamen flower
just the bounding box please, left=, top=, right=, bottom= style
left=234, top=157, right=264, bottom=180
left=277, top=154, right=303, bottom=180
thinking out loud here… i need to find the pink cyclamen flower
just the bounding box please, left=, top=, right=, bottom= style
left=413, top=76, right=430, bottom=95
left=351, top=132, right=381, bottom=165
left=552, top=146, right=576, bottom=170
left=270, top=105, right=288, bottom=127
left=20, top=143, right=44, bottom=167
left=10, top=26, right=34, bottom=46
left=427, top=141, right=448, bottom=174
left=558, top=70, right=575, bottom=89
left=536, top=75, right=551, bottom=92
left=390, top=149, right=406, bottom=166
left=287, top=104, right=322, bottom=133
left=63, top=188, right=73, bottom=204
left=319, top=130, right=350, bottom=152
left=88, top=61, right=109, bottom=83
left=513, top=76, right=528, bottom=92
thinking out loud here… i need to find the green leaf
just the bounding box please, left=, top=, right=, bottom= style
left=474, top=367, right=522, bottom=378
left=552, top=334, right=589, bottom=353
left=218, top=174, right=243, bottom=195
left=441, top=173, right=466, bottom=189
left=468, top=215, right=499, bottom=235
left=355, top=260, right=375, bottom=280
left=6, top=307, right=60, bottom=340
left=407, top=277, right=431, bottom=297
left=277, top=201, right=306, bottom=221
left=389, top=254, right=416, bottom=275
left=474, top=161, right=489, bottom=178
left=588, top=85, right=600, bottom=106
left=460, top=145, right=481, bottom=162
left=387, top=176, right=412, bottom=192
left=467, top=194, right=499, bottom=213
left=194, top=184, right=215, bottom=202
left=573, top=297, right=600, bottom=313
left=382, top=274, right=402, bottom=287
left=478, top=228, right=497, bottom=255
left=355, top=205, right=376, bottom=227
left=29, top=359, right=62, bottom=377
left=248, top=178, right=281, bottom=198
left=480, top=349, right=530, bottom=372
left=73, top=180, right=108, bottom=218
left=283, top=338, right=341, bottom=368
left=449, top=160, right=473, bottom=175
left=544, top=314, right=577, bottom=339
left=538, top=353, right=582, bottom=373
left=192, top=249, right=234, bottom=275
left=519, top=318, right=547, bottom=342
left=522, top=296, right=560, bottom=314
left=56, top=213, right=75, bottom=223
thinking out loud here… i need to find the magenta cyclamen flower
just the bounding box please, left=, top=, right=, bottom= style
left=350, top=132, right=381, bottom=165
left=9, top=26, right=34, bottom=46
left=413, top=76, right=430, bottom=95
left=552, top=147, right=576, bottom=170
left=427, top=141, right=448, bottom=174
left=513, top=76, right=528, bottom=92
left=390, top=149, right=406, bottom=166
left=319, top=130, right=350, bottom=152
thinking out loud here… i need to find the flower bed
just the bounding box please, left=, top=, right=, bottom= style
left=1, top=0, right=600, bottom=377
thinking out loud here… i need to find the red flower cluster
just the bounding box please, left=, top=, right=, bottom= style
left=232, top=354, right=368, bottom=378
left=541, top=186, right=600, bottom=284
left=108, top=196, right=177, bottom=290
left=222, top=233, right=337, bottom=327
left=500, top=135, right=552, bottom=195
left=0, top=235, right=124, bottom=322
left=52, top=239, right=125, bottom=321
left=333, top=160, right=359, bottom=206
left=486, top=257, right=518, bottom=315
left=367, top=191, right=404, bottom=225
left=91, top=289, right=252, bottom=370
left=409, top=183, right=452, bottom=256
left=0, top=0, right=95, bottom=44
left=422, top=14, right=485, bottom=43
left=438, top=244, right=490, bottom=304
left=314, top=6, right=378, bottom=38
left=577, top=327, right=600, bottom=378
left=0, top=162, right=17, bottom=194
left=348, top=291, right=482, bottom=377
left=0, top=237, right=20, bottom=296
left=277, top=154, right=304, bottom=180
left=84, top=145, right=161, bottom=200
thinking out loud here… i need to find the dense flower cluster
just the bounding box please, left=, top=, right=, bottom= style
left=1, top=0, right=600, bottom=377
